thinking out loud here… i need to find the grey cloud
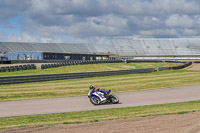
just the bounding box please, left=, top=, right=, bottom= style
left=139, top=29, right=178, bottom=37
left=1, top=0, right=200, bottom=51
left=21, top=0, right=200, bottom=38
left=165, top=14, right=196, bottom=28
left=183, top=29, right=199, bottom=35
left=0, top=0, right=30, bottom=20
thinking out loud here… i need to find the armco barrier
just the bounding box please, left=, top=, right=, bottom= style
left=193, top=61, right=200, bottom=63
left=157, top=67, right=170, bottom=71
left=170, top=62, right=192, bottom=70
left=157, top=62, right=192, bottom=71
left=0, top=68, right=155, bottom=85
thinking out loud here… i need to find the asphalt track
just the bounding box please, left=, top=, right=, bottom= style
left=1, top=84, right=200, bottom=118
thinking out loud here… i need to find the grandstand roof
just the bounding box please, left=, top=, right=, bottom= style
left=112, top=38, right=200, bottom=57
left=0, top=42, right=98, bottom=54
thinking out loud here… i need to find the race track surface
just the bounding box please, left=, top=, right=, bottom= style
left=1, top=84, right=200, bottom=117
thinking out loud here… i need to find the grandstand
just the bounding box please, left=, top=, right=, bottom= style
left=112, top=38, right=200, bottom=60
left=0, top=42, right=97, bottom=54
left=0, top=42, right=109, bottom=61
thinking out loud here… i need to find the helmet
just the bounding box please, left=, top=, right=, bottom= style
left=89, top=85, right=95, bottom=90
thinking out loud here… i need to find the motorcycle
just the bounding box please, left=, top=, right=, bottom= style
left=88, top=88, right=119, bottom=105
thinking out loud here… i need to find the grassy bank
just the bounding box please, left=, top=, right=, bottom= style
left=0, top=100, right=200, bottom=129
left=0, top=62, right=181, bottom=77
left=0, top=70, right=200, bottom=101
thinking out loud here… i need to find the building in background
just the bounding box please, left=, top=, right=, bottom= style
left=0, top=42, right=109, bottom=62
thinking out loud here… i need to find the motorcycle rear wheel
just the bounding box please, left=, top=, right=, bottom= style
left=110, top=94, right=119, bottom=104
left=90, top=96, right=101, bottom=105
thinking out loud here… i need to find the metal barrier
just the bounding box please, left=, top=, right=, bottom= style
left=0, top=68, right=155, bottom=85
left=157, top=62, right=192, bottom=71
left=170, top=62, right=192, bottom=70
left=0, top=61, right=193, bottom=85
left=157, top=67, right=170, bottom=71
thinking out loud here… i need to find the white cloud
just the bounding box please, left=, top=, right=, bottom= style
left=19, top=0, right=200, bottom=39
left=139, top=29, right=178, bottom=37
left=156, top=0, right=200, bottom=14
left=165, top=14, right=195, bottom=28
left=183, top=29, right=199, bottom=35
left=1, top=0, right=200, bottom=52
left=3, top=33, right=63, bottom=43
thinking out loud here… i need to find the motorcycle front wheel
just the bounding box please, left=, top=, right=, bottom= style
left=110, top=94, right=119, bottom=104
left=90, top=96, right=101, bottom=105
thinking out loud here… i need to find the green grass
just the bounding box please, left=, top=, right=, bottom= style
left=0, top=63, right=199, bottom=130
left=0, top=100, right=200, bottom=129
left=0, top=62, right=181, bottom=77
left=0, top=69, right=200, bottom=101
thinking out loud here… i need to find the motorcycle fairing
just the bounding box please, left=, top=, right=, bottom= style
left=88, top=90, right=106, bottom=101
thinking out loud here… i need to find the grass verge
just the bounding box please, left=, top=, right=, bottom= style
left=0, top=100, right=200, bottom=129
left=0, top=62, right=181, bottom=77
left=0, top=70, right=200, bottom=101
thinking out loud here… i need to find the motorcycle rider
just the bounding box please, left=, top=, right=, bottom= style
left=89, top=85, right=99, bottom=92
left=89, top=85, right=110, bottom=95
left=88, top=85, right=119, bottom=105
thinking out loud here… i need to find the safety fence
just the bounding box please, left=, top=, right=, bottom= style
left=0, top=64, right=36, bottom=72
left=0, top=68, right=155, bottom=85
left=157, top=62, right=192, bottom=71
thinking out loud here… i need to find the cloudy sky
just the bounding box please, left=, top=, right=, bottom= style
left=1, top=0, right=200, bottom=52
